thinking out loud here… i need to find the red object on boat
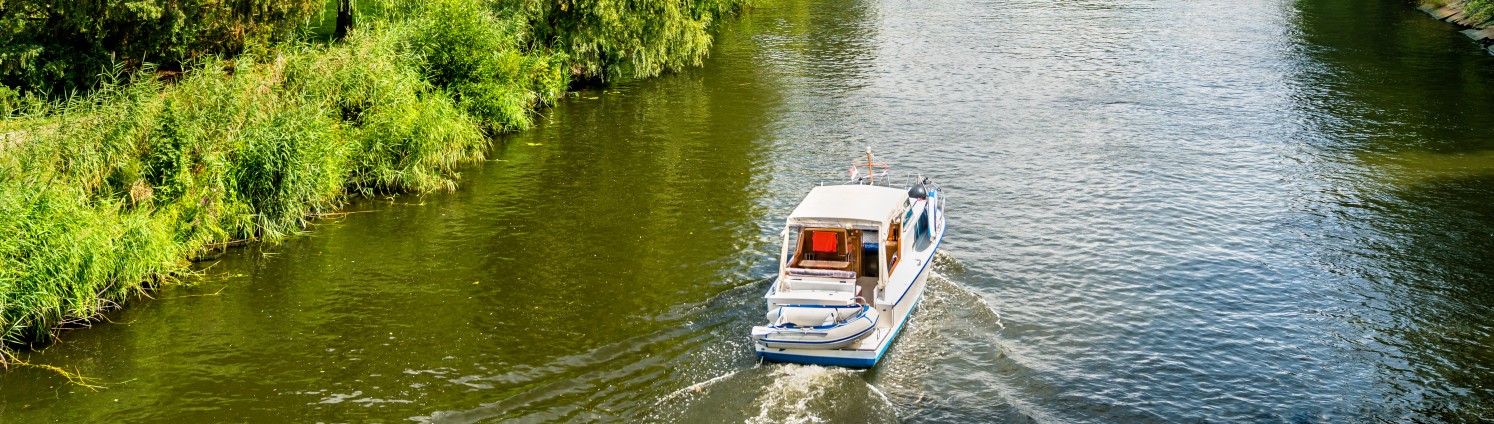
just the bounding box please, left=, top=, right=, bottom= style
left=811, top=231, right=839, bottom=253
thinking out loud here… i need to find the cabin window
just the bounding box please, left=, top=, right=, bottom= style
left=914, top=206, right=933, bottom=251
left=885, top=218, right=902, bottom=272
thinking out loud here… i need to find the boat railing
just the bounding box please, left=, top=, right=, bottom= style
left=842, top=148, right=939, bottom=189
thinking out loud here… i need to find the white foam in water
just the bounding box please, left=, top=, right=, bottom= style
left=747, top=364, right=855, bottom=424
left=864, top=382, right=896, bottom=409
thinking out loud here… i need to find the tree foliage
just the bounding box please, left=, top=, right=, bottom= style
left=521, top=0, right=751, bottom=81
left=399, top=0, right=569, bottom=130
left=0, top=0, right=320, bottom=94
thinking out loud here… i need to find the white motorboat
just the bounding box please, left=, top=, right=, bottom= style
left=750, top=149, right=945, bottom=367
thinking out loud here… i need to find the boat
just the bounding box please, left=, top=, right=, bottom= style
left=750, top=149, right=946, bottom=368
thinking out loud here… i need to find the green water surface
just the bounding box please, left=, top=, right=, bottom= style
left=3, top=0, right=1493, bottom=421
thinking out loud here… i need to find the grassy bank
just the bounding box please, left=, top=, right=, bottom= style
left=0, top=0, right=749, bottom=361
left=1463, top=0, right=1494, bottom=23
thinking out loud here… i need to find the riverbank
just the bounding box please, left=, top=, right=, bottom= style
left=1418, top=1, right=1494, bottom=51
left=0, top=0, right=749, bottom=362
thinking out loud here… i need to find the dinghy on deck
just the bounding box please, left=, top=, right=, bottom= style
left=753, top=305, right=879, bottom=349
left=749, top=149, right=945, bottom=368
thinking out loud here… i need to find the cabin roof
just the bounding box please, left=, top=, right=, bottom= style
left=788, top=185, right=908, bottom=224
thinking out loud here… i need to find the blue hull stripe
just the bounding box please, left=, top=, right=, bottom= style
left=758, top=351, right=879, bottom=368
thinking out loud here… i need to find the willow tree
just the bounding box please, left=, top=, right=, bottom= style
left=520, top=0, right=751, bottom=82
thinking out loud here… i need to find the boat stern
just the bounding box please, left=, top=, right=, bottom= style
left=753, top=343, right=883, bottom=368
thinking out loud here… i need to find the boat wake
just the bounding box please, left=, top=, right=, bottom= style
left=930, top=251, right=1005, bottom=330
left=651, top=252, right=1052, bottom=423
left=862, top=253, right=1066, bottom=422
left=651, top=369, right=744, bottom=408
left=403, top=253, right=1045, bottom=423
left=746, top=364, right=872, bottom=424
left=647, top=361, right=900, bottom=423
left=407, top=277, right=772, bottom=423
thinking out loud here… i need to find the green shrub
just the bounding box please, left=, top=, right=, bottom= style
left=1467, top=0, right=1494, bottom=24
left=0, top=176, right=182, bottom=348
left=401, top=0, right=568, bottom=131
left=0, top=56, right=349, bottom=349
left=228, top=102, right=347, bottom=241
left=283, top=27, right=489, bottom=194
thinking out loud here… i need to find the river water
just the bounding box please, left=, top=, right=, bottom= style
left=5, top=0, right=1494, bottom=422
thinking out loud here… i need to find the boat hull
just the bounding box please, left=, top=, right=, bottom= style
left=758, top=349, right=883, bottom=368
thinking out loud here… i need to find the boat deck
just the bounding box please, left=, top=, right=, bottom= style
left=856, top=277, right=878, bottom=306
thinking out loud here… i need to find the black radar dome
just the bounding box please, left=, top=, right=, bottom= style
left=907, top=184, right=929, bottom=199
